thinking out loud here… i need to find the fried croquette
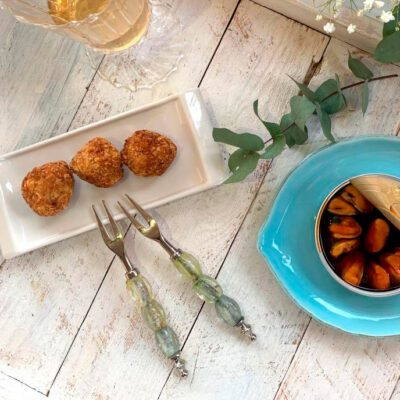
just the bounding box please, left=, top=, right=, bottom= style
left=21, top=161, right=74, bottom=217
left=121, top=130, right=177, bottom=177
left=70, top=137, right=123, bottom=187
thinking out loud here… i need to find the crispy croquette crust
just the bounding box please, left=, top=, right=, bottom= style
left=69, top=137, right=123, bottom=188
left=21, top=161, right=74, bottom=217
left=121, top=130, right=177, bottom=177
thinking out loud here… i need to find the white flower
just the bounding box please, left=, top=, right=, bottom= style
left=347, top=24, right=357, bottom=33
left=363, top=0, right=374, bottom=10
left=323, top=22, right=336, bottom=33
left=357, top=9, right=364, bottom=16
left=374, top=1, right=385, bottom=8
left=315, top=14, right=323, bottom=21
left=380, top=10, right=395, bottom=22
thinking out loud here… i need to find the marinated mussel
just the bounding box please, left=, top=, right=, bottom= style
left=338, top=251, right=364, bottom=286
left=328, top=216, right=362, bottom=239
left=327, top=197, right=357, bottom=216
left=341, top=185, right=374, bottom=213
left=367, top=261, right=390, bottom=290
left=330, top=238, right=361, bottom=258
left=364, top=218, right=390, bottom=253
left=321, top=182, right=400, bottom=292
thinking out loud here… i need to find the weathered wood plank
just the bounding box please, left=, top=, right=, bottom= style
left=276, top=321, right=400, bottom=400
left=0, top=0, right=239, bottom=394
left=49, top=1, right=329, bottom=399
left=160, top=38, right=400, bottom=400
left=0, top=371, right=46, bottom=400
left=0, top=14, right=103, bottom=153
left=271, top=40, right=400, bottom=400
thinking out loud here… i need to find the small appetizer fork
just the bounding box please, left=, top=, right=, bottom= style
left=92, top=201, right=188, bottom=377
left=118, top=195, right=256, bottom=341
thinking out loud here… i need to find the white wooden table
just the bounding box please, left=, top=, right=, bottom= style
left=1, top=1, right=400, bottom=399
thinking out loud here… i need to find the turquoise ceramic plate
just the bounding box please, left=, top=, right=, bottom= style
left=258, top=136, right=400, bottom=336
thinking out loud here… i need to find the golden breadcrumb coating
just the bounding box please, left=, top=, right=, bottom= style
left=21, top=161, right=74, bottom=217
left=121, top=130, right=177, bottom=177
left=70, top=137, right=123, bottom=188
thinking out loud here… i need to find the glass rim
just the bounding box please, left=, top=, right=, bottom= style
left=1, top=0, right=150, bottom=30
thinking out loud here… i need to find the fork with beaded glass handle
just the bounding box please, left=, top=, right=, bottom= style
left=118, top=195, right=256, bottom=341
left=92, top=201, right=188, bottom=377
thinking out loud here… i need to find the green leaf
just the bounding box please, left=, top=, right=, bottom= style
left=348, top=52, right=373, bottom=80
left=315, top=79, right=345, bottom=115
left=289, top=76, right=318, bottom=102
left=260, top=135, right=286, bottom=159
left=280, top=113, right=308, bottom=147
left=362, top=80, right=369, bottom=115
left=228, top=148, right=246, bottom=173
left=264, top=122, right=281, bottom=137
left=225, top=150, right=260, bottom=183
left=315, top=103, right=334, bottom=142
left=253, top=100, right=281, bottom=137
left=335, top=73, right=347, bottom=106
left=290, top=96, right=316, bottom=130
left=374, top=31, right=400, bottom=63
left=383, top=5, right=399, bottom=37
left=213, top=128, right=264, bottom=151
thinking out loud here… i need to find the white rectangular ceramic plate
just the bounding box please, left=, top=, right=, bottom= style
left=0, top=90, right=228, bottom=259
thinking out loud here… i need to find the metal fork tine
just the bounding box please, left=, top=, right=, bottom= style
left=102, top=200, right=121, bottom=238
left=92, top=205, right=112, bottom=243
left=118, top=201, right=145, bottom=232
left=125, top=194, right=153, bottom=224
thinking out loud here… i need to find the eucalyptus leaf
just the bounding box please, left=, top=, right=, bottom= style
left=213, top=128, right=264, bottom=151
left=362, top=80, right=369, bottom=115
left=260, top=135, right=285, bottom=159
left=228, top=148, right=246, bottom=173
left=280, top=113, right=308, bottom=147
left=289, top=76, right=318, bottom=102
left=374, top=31, right=400, bottom=63
left=225, top=150, right=260, bottom=183
left=315, top=103, right=334, bottom=142
left=348, top=53, right=373, bottom=80
left=335, top=73, right=347, bottom=106
left=253, top=100, right=283, bottom=139
left=315, top=79, right=345, bottom=114
left=290, top=96, right=316, bottom=130
left=264, top=122, right=281, bottom=137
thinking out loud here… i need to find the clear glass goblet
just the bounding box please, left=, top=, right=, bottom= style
left=0, top=0, right=184, bottom=91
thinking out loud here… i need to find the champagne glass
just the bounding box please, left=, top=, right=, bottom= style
left=0, top=0, right=184, bottom=91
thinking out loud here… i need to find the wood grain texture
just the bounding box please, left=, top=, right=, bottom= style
left=158, top=144, right=319, bottom=400
left=0, top=14, right=103, bottom=153
left=68, top=0, right=240, bottom=130
left=160, top=35, right=400, bottom=400
left=0, top=0, right=239, bottom=395
left=0, top=371, right=46, bottom=400
left=252, top=0, right=383, bottom=54
left=271, top=40, right=400, bottom=400
left=49, top=1, right=329, bottom=399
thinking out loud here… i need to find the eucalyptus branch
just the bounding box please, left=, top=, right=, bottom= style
left=322, top=73, right=399, bottom=102
left=213, top=53, right=400, bottom=184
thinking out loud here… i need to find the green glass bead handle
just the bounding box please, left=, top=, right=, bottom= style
left=172, top=251, right=256, bottom=341
left=126, top=273, right=188, bottom=376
